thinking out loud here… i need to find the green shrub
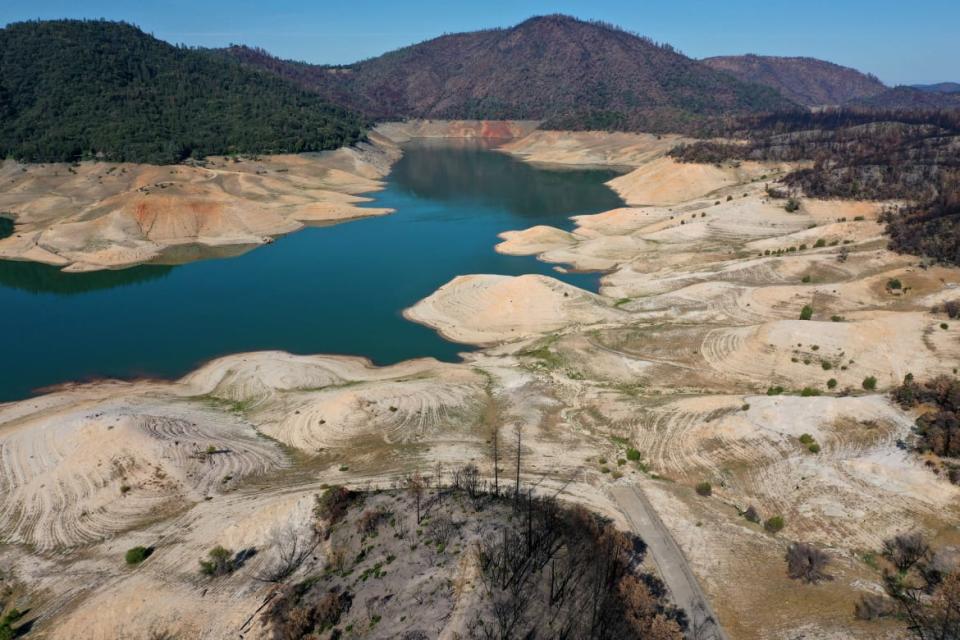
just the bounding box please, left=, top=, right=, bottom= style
left=625, top=448, right=642, bottom=462
left=741, top=403, right=750, bottom=411
left=800, top=387, right=821, bottom=397
left=743, top=505, right=761, bottom=523
left=941, top=323, right=949, bottom=330
left=831, top=315, right=844, bottom=322
left=801, top=275, right=811, bottom=283
left=764, top=515, right=785, bottom=534
left=798, top=433, right=815, bottom=445
left=814, top=238, right=826, bottom=248
left=0, top=609, right=24, bottom=640
left=125, top=546, right=152, bottom=565
left=799, top=305, right=814, bottom=320
left=199, top=545, right=236, bottom=577
left=862, top=376, right=878, bottom=391
left=887, top=278, right=903, bottom=290
left=821, top=361, right=833, bottom=370
left=785, top=198, right=800, bottom=213
left=827, top=378, right=838, bottom=389
left=767, top=386, right=784, bottom=395
left=808, top=443, right=821, bottom=454
left=695, top=482, right=712, bottom=497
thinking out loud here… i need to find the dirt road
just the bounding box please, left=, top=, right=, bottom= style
left=611, top=483, right=729, bottom=640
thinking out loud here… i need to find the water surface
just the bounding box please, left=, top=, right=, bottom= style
left=0, top=140, right=623, bottom=401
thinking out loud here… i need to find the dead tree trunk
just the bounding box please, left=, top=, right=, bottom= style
left=514, top=426, right=522, bottom=508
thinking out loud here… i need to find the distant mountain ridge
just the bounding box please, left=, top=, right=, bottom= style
left=910, top=82, right=960, bottom=94
left=853, top=86, right=960, bottom=109
left=226, top=15, right=795, bottom=134
left=702, top=54, right=887, bottom=107
left=0, top=20, right=367, bottom=163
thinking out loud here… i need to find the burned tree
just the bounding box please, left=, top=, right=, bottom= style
left=785, top=542, right=832, bottom=584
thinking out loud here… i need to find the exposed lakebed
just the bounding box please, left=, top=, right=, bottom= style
left=0, top=140, right=624, bottom=401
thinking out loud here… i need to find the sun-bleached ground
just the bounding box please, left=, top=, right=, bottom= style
left=0, top=134, right=401, bottom=271
left=1, top=124, right=956, bottom=639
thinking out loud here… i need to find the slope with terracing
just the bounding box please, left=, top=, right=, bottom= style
left=0, top=123, right=957, bottom=639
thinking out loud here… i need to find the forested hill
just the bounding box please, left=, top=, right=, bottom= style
left=226, top=15, right=795, bottom=134
left=0, top=20, right=368, bottom=164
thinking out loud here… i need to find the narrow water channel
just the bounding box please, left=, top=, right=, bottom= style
left=0, top=139, right=624, bottom=401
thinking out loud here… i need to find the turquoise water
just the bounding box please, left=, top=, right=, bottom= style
left=0, top=140, right=623, bottom=402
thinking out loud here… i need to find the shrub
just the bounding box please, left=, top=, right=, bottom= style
left=798, top=433, right=815, bottom=445
left=125, top=546, right=152, bottom=565
left=314, top=485, right=355, bottom=526
left=0, top=610, right=24, bottom=640
left=199, top=545, right=236, bottom=577
left=785, top=542, right=832, bottom=583
left=785, top=198, right=800, bottom=212
left=882, top=532, right=930, bottom=572
left=625, top=448, right=642, bottom=462
left=862, top=376, right=878, bottom=391
left=821, top=361, right=833, bottom=370
left=766, top=386, right=784, bottom=395
left=741, top=403, right=750, bottom=411
left=764, top=515, right=785, bottom=534
left=945, top=300, right=960, bottom=318
left=814, top=238, right=826, bottom=248
left=808, top=443, right=821, bottom=454
left=743, top=505, right=760, bottom=523
left=827, top=378, right=838, bottom=389
left=831, top=315, right=844, bottom=322
left=801, top=275, right=811, bottom=283
left=695, top=482, right=712, bottom=497
left=887, top=278, right=903, bottom=290
left=799, top=305, right=814, bottom=320
left=800, top=387, right=821, bottom=397
left=854, top=594, right=895, bottom=620
left=942, top=322, right=949, bottom=330
left=357, top=508, right=389, bottom=536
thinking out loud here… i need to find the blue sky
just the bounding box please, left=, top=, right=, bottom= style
left=2, top=0, right=956, bottom=85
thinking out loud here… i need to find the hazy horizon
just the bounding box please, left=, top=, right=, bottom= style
left=1, top=0, right=957, bottom=86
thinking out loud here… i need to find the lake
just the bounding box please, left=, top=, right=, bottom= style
left=0, top=140, right=624, bottom=402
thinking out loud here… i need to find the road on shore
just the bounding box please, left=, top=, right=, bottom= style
left=610, top=484, right=730, bottom=640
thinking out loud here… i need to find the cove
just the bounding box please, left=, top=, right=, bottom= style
left=0, top=140, right=624, bottom=402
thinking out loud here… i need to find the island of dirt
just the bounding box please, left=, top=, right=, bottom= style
left=1, top=123, right=958, bottom=639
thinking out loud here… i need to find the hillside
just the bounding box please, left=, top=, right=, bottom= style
left=227, top=15, right=794, bottom=134
left=912, top=82, right=960, bottom=94
left=702, top=54, right=886, bottom=106
left=853, top=85, right=960, bottom=109
left=0, top=20, right=368, bottom=164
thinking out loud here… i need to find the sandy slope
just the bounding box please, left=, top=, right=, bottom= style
left=3, top=126, right=959, bottom=639
left=0, top=135, right=401, bottom=271
left=403, top=273, right=626, bottom=345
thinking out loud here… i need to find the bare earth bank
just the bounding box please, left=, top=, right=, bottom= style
left=0, top=123, right=956, bottom=639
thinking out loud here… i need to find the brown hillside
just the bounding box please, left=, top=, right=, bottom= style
left=703, top=54, right=886, bottom=107
left=227, top=15, right=794, bottom=134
